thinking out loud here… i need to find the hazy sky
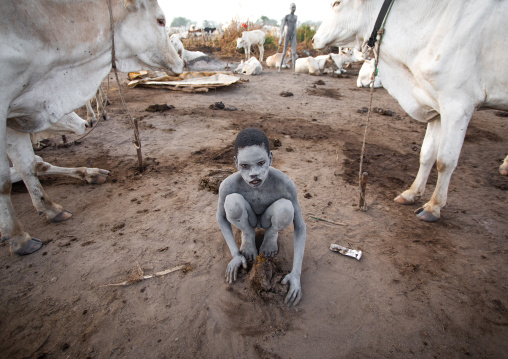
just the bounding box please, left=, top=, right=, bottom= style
left=158, top=1, right=331, bottom=27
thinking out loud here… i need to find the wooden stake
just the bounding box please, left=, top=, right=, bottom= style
left=359, top=172, right=368, bottom=211
left=133, top=118, right=143, bottom=172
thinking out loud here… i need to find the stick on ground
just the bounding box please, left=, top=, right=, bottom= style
left=102, top=264, right=190, bottom=287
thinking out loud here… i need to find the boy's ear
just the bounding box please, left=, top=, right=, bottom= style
left=269, top=151, right=273, bottom=166
left=234, top=156, right=239, bottom=168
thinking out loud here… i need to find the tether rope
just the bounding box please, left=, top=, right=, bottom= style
left=358, top=0, right=395, bottom=211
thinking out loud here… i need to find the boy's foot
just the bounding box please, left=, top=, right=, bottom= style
left=260, top=231, right=278, bottom=257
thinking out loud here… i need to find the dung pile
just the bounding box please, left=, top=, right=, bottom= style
left=249, top=255, right=288, bottom=301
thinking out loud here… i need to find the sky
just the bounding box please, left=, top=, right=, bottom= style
left=158, top=1, right=331, bottom=27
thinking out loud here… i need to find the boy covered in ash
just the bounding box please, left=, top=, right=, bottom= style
left=216, top=128, right=306, bottom=306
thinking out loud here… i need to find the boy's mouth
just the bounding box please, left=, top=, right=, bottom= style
left=250, top=179, right=262, bottom=187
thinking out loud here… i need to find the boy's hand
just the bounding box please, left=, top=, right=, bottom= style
left=226, top=254, right=247, bottom=283
left=282, top=271, right=302, bottom=306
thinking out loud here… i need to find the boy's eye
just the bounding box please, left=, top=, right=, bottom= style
left=241, top=164, right=248, bottom=168
left=258, top=161, right=265, bottom=166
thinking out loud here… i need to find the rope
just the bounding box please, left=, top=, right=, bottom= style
left=106, top=0, right=143, bottom=170
left=358, top=0, right=395, bottom=210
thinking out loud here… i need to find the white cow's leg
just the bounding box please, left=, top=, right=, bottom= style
left=6, top=127, right=72, bottom=223
left=99, top=85, right=109, bottom=106
left=246, top=45, right=250, bottom=61
left=96, top=88, right=108, bottom=121
left=86, top=100, right=97, bottom=127
left=259, top=44, right=264, bottom=62
left=415, top=106, right=472, bottom=221
left=499, top=155, right=508, bottom=176
left=395, top=119, right=440, bottom=204
left=0, top=120, right=42, bottom=255
left=33, top=156, right=110, bottom=184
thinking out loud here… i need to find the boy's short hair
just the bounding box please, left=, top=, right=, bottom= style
left=234, top=128, right=270, bottom=156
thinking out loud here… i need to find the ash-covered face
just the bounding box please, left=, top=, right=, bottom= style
left=235, top=145, right=273, bottom=188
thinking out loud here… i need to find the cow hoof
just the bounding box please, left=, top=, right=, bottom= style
left=415, top=207, right=439, bottom=222
left=14, top=238, right=43, bottom=256
left=51, top=209, right=73, bottom=223
left=91, top=169, right=110, bottom=184
left=394, top=194, right=414, bottom=205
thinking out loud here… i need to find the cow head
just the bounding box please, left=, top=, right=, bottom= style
left=236, top=38, right=246, bottom=49
left=313, top=0, right=376, bottom=50
left=114, top=0, right=183, bottom=75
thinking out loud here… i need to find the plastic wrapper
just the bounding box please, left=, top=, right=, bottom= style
left=329, top=244, right=362, bottom=260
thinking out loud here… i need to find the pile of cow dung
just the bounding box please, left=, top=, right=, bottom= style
left=249, top=255, right=288, bottom=301
left=199, top=169, right=234, bottom=194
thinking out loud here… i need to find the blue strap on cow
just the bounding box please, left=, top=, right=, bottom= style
left=367, top=0, right=395, bottom=48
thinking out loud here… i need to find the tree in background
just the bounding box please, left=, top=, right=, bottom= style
left=170, top=17, right=191, bottom=28
left=257, top=15, right=278, bottom=26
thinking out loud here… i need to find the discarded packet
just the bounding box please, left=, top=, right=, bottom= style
left=329, top=244, right=362, bottom=260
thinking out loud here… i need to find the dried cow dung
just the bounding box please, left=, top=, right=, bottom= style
left=313, top=80, right=326, bottom=86
left=249, top=255, right=288, bottom=299
left=280, top=91, right=293, bottom=97
left=209, top=101, right=225, bottom=110
left=199, top=169, right=234, bottom=194
left=145, top=104, right=175, bottom=112
left=373, top=107, right=394, bottom=116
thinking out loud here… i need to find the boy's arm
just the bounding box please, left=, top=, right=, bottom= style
left=279, top=16, right=287, bottom=46
left=217, top=182, right=247, bottom=282
left=282, top=185, right=306, bottom=306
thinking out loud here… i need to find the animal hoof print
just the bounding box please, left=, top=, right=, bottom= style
left=415, top=208, right=439, bottom=222
left=51, top=209, right=73, bottom=223
left=15, top=238, right=43, bottom=256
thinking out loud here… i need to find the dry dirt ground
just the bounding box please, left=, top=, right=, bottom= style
left=0, top=58, right=507, bottom=359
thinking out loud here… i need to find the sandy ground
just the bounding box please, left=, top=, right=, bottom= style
left=0, top=57, right=507, bottom=359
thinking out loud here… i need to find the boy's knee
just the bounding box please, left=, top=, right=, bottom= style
left=272, top=199, right=294, bottom=229
left=224, top=193, right=245, bottom=220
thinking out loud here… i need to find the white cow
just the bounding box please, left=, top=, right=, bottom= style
left=9, top=112, right=109, bottom=223
left=330, top=47, right=365, bottom=74
left=234, top=57, right=263, bottom=75
left=169, top=34, right=185, bottom=58
left=169, top=33, right=208, bottom=64
left=236, top=30, right=266, bottom=62
left=0, top=0, right=183, bottom=255
left=295, top=55, right=333, bottom=76
left=313, top=0, right=508, bottom=221
left=357, top=59, right=383, bottom=88
left=266, top=48, right=292, bottom=69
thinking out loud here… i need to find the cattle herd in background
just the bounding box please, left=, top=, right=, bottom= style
left=168, top=25, right=379, bottom=86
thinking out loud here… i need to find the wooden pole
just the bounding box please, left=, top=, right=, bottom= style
left=133, top=118, right=143, bottom=172
left=359, top=172, right=368, bottom=211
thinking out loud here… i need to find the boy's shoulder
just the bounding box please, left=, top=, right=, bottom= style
left=269, top=167, right=297, bottom=189
left=218, top=171, right=242, bottom=194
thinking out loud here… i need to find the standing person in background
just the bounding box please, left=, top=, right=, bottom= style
left=279, top=3, right=298, bottom=73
